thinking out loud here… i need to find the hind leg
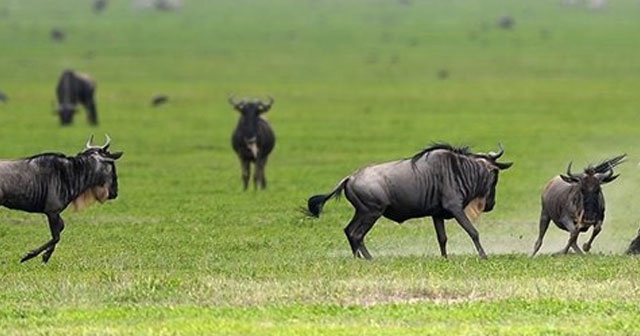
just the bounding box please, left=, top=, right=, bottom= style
left=344, top=211, right=381, bottom=260
left=532, top=212, right=551, bottom=256
left=432, top=217, right=448, bottom=258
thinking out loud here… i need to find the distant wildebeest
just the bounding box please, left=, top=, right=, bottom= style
left=56, top=70, right=98, bottom=126
left=93, top=0, right=108, bottom=13
left=0, top=135, right=122, bottom=263
left=50, top=28, right=65, bottom=42
left=532, top=154, right=626, bottom=256
left=229, top=96, right=276, bottom=190
left=0, top=90, right=7, bottom=103
left=497, top=15, right=515, bottom=29
left=151, top=94, right=169, bottom=107
left=306, top=143, right=513, bottom=259
left=625, top=227, right=640, bottom=255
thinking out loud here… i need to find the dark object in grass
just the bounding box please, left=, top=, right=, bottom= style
left=625, top=227, right=640, bottom=255
left=151, top=95, right=169, bottom=107
left=532, top=155, right=626, bottom=256
left=229, top=95, right=276, bottom=190
left=306, top=143, right=512, bottom=260
left=497, top=16, right=514, bottom=30
left=50, top=28, right=65, bottom=42
left=0, top=135, right=122, bottom=264
left=0, top=90, right=7, bottom=103
left=93, top=0, right=108, bottom=13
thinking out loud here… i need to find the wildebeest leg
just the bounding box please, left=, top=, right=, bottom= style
left=254, top=158, right=268, bottom=189
left=582, top=222, right=602, bottom=252
left=450, top=209, right=487, bottom=259
left=20, top=213, right=65, bottom=263
left=432, top=217, right=448, bottom=258
left=344, top=211, right=380, bottom=260
left=240, top=159, right=251, bottom=190
left=85, top=101, right=98, bottom=125
left=532, top=212, right=551, bottom=256
left=559, top=220, right=583, bottom=255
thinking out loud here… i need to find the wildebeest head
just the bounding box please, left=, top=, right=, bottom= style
left=228, top=95, right=273, bottom=158
left=78, top=134, right=123, bottom=201
left=471, top=144, right=513, bottom=212
left=57, top=103, right=76, bottom=125
left=559, top=158, right=622, bottom=225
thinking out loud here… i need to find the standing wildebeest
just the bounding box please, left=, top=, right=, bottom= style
left=229, top=96, right=276, bottom=190
left=306, top=143, right=513, bottom=259
left=532, top=154, right=626, bottom=256
left=56, top=70, right=98, bottom=126
left=0, top=135, right=123, bottom=263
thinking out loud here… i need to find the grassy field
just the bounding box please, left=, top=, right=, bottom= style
left=1, top=0, right=640, bottom=334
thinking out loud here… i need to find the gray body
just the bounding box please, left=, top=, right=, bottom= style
left=307, top=144, right=512, bottom=259
left=56, top=70, right=98, bottom=126
left=532, top=154, right=625, bottom=256
left=229, top=96, right=276, bottom=190
left=0, top=136, right=122, bottom=263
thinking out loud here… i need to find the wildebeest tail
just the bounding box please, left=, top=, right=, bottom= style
left=305, top=177, right=349, bottom=217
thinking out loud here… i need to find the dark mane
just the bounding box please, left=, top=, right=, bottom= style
left=24, top=152, right=70, bottom=161
left=411, top=143, right=472, bottom=164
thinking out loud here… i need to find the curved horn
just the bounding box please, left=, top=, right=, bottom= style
left=85, top=134, right=95, bottom=149
left=566, top=162, right=581, bottom=179
left=102, top=134, right=111, bottom=150
left=264, top=95, right=274, bottom=107
left=228, top=94, right=239, bottom=107
left=488, top=143, right=504, bottom=160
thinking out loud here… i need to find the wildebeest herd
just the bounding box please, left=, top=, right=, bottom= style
left=0, top=69, right=638, bottom=263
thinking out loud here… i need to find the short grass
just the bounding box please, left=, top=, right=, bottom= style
left=1, top=0, right=640, bottom=334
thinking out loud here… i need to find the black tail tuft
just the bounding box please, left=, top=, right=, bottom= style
left=306, top=194, right=328, bottom=217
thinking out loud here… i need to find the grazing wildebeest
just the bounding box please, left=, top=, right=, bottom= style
left=0, top=135, right=123, bottom=263
left=306, top=143, right=513, bottom=259
left=229, top=96, right=276, bottom=190
left=56, top=70, right=98, bottom=126
left=532, top=154, right=626, bottom=256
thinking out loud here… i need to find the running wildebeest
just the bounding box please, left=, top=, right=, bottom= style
left=0, top=135, right=123, bottom=263
left=532, top=154, right=626, bottom=256
left=306, top=143, right=513, bottom=259
left=229, top=96, right=276, bottom=190
left=56, top=70, right=98, bottom=126
left=151, top=94, right=169, bottom=107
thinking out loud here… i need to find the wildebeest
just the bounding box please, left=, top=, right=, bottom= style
left=0, top=135, right=123, bottom=263
left=50, top=28, right=65, bottom=42
left=229, top=96, right=276, bottom=190
left=625, top=227, right=640, bottom=255
left=306, top=143, right=513, bottom=259
left=56, top=70, right=98, bottom=126
left=151, top=94, right=169, bottom=107
left=0, top=90, right=7, bottom=103
left=532, top=154, right=626, bottom=256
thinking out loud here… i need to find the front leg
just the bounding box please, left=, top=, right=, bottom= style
left=559, top=219, right=583, bottom=255
left=449, top=208, right=487, bottom=259
left=21, top=213, right=65, bottom=263
left=582, top=222, right=602, bottom=252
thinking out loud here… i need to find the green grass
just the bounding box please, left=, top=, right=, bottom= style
left=1, top=0, right=640, bottom=334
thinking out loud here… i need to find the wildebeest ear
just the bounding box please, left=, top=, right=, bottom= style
left=560, top=174, right=580, bottom=184
left=107, top=151, right=123, bottom=161
left=495, top=161, right=513, bottom=170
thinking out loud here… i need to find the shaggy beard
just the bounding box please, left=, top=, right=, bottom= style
left=72, top=186, right=109, bottom=211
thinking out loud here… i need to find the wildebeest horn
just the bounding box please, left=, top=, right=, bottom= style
left=566, top=162, right=581, bottom=179
left=264, top=96, right=274, bottom=107
left=488, top=143, right=504, bottom=160
left=102, top=134, right=111, bottom=150
left=86, top=135, right=95, bottom=149
left=228, top=94, right=245, bottom=108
